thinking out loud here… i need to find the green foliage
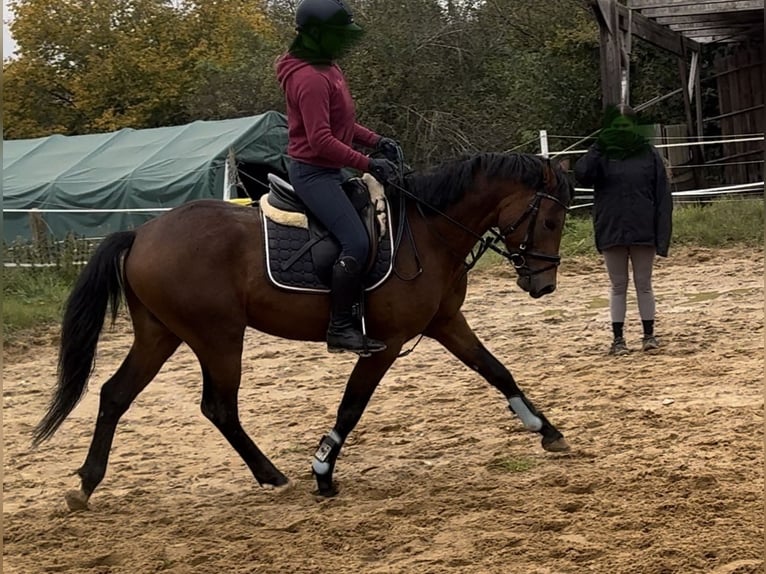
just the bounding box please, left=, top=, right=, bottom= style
left=4, top=0, right=687, bottom=165
left=3, top=267, right=73, bottom=335
left=672, top=198, right=765, bottom=247
left=560, top=213, right=595, bottom=257
left=560, top=198, right=765, bottom=256
left=4, top=0, right=276, bottom=137
left=475, top=197, right=763, bottom=269
left=3, top=236, right=94, bottom=335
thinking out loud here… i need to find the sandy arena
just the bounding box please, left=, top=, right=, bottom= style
left=3, top=247, right=764, bottom=574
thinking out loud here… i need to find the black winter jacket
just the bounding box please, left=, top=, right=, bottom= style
left=574, top=144, right=673, bottom=257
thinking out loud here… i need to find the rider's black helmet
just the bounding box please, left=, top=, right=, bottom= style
left=295, top=0, right=361, bottom=32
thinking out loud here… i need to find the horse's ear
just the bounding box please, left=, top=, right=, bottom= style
left=542, top=158, right=556, bottom=188
left=557, top=158, right=571, bottom=172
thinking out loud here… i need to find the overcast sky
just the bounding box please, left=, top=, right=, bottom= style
left=3, top=0, right=17, bottom=59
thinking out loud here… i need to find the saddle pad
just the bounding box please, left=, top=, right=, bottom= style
left=261, top=201, right=395, bottom=294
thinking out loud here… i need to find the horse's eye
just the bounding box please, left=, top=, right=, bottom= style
left=543, top=219, right=557, bottom=231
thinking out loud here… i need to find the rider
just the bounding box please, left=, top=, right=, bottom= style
left=275, top=0, right=400, bottom=355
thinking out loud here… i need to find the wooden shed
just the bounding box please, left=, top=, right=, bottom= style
left=591, top=0, right=763, bottom=185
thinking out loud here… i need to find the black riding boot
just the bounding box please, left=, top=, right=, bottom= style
left=327, top=257, right=386, bottom=355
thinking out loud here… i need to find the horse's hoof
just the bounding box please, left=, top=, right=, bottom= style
left=314, top=479, right=339, bottom=498
left=64, top=489, right=90, bottom=511
left=263, top=478, right=295, bottom=495
left=543, top=436, right=571, bottom=452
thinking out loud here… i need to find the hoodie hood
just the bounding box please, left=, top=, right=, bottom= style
left=276, top=53, right=317, bottom=89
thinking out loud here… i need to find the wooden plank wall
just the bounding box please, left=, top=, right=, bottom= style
left=713, top=45, right=764, bottom=184
left=663, top=123, right=695, bottom=190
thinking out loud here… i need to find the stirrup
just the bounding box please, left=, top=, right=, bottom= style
left=327, top=331, right=386, bottom=357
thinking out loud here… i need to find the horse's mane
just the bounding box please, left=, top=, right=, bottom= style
left=403, top=153, right=570, bottom=211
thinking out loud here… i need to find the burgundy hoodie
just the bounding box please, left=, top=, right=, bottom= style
left=276, top=53, right=379, bottom=172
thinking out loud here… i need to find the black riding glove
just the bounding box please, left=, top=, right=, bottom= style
left=376, top=137, right=402, bottom=163
left=368, top=158, right=398, bottom=184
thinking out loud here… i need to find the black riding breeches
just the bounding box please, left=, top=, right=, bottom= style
left=288, top=160, right=369, bottom=264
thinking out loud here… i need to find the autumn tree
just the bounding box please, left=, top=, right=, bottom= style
left=4, top=0, right=688, bottom=167
left=3, top=0, right=276, bottom=138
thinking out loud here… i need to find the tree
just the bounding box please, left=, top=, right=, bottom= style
left=3, top=0, right=276, bottom=138
left=181, top=0, right=285, bottom=120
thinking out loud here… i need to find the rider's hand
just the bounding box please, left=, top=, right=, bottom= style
left=368, top=158, right=398, bottom=185
left=376, top=137, right=402, bottom=163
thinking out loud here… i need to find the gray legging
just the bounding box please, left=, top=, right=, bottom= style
left=288, top=160, right=369, bottom=264
left=603, top=245, right=656, bottom=323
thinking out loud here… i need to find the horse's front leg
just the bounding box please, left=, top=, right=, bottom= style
left=312, top=343, right=402, bottom=497
left=425, top=311, right=570, bottom=452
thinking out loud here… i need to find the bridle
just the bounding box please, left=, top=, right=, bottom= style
left=482, top=190, right=570, bottom=276
left=389, top=180, right=570, bottom=278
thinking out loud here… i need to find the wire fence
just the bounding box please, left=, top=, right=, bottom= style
left=3, top=133, right=763, bottom=266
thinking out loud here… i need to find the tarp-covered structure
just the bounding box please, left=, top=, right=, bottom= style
left=3, top=111, right=289, bottom=242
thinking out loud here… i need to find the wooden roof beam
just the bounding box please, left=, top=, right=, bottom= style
left=681, top=25, right=762, bottom=37
left=693, top=31, right=764, bottom=42
left=615, top=4, right=700, bottom=55
left=629, top=0, right=763, bottom=9
left=669, top=22, right=761, bottom=32
left=636, top=1, right=765, bottom=19
left=654, top=11, right=763, bottom=25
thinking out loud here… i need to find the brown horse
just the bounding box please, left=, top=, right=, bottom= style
left=34, top=152, right=573, bottom=509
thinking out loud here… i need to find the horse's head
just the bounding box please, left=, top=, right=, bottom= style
left=495, top=157, right=572, bottom=298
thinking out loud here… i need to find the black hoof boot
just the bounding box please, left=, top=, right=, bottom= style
left=312, top=431, right=342, bottom=497
left=314, top=472, right=339, bottom=497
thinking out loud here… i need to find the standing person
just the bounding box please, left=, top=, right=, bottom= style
left=574, top=105, right=673, bottom=355
left=275, top=0, right=401, bottom=355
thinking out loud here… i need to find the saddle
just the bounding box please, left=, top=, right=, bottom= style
left=259, top=173, right=394, bottom=293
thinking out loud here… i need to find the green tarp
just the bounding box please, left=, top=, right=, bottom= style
left=3, top=111, right=288, bottom=242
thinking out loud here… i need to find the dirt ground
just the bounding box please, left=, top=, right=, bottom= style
left=3, top=247, right=764, bottom=574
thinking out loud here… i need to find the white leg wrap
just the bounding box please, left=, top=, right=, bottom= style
left=509, top=396, right=543, bottom=431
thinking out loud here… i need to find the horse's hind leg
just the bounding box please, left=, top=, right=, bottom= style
left=196, top=343, right=288, bottom=488
left=311, top=344, right=402, bottom=497
left=67, top=306, right=181, bottom=510
left=425, top=311, right=570, bottom=452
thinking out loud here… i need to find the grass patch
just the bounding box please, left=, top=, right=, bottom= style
left=3, top=267, right=74, bottom=335
left=2, top=197, right=761, bottom=337
left=683, top=291, right=722, bottom=304
left=487, top=456, right=537, bottom=473
left=672, top=197, right=764, bottom=247
left=476, top=197, right=762, bottom=270
left=586, top=296, right=610, bottom=309
left=542, top=308, right=565, bottom=316
left=2, top=236, right=89, bottom=337
left=560, top=214, right=594, bottom=257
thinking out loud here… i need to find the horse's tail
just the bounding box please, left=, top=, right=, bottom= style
left=33, top=230, right=136, bottom=445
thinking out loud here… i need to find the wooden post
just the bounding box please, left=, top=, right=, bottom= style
left=693, top=51, right=705, bottom=160
left=678, top=46, right=705, bottom=190
left=595, top=0, right=622, bottom=108
left=29, top=210, right=47, bottom=245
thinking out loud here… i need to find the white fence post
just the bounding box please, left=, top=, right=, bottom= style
left=539, top=130, right=549, bottom=158
left=223, top=147, right=237, bottom=201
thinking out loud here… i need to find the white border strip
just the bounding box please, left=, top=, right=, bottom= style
left=3, top=207, right=173, bottom=213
